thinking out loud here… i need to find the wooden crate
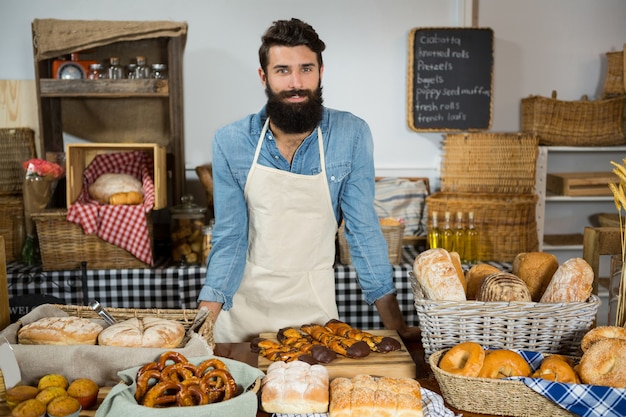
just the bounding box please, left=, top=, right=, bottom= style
left=65, top=143, right=167, bottom=209
left=546, top=172, right=619, bottom=196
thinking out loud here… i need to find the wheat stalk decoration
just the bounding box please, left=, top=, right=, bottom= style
left=608, top=159, right=626, bottom=326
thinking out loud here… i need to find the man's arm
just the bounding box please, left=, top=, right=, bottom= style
left=198, top=300, right=222, bottom=323
left=374, top=293, right=421, bottom=342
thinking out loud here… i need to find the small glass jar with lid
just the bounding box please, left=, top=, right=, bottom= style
left=170, top=195, right=206, bottom=265
left=87, top=63, right=105, bottom=80
left=150, top=63, right=168, bottom=79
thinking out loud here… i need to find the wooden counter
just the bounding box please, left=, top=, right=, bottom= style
left=0, top=339, right=496, bottom=417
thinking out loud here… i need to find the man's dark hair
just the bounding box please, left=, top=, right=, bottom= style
left=258, top=18, right=326, bottom=72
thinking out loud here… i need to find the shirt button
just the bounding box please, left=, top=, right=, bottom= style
left=274, top=155, right=279, bottom=159
left=330, top=175, right=336, bottom=181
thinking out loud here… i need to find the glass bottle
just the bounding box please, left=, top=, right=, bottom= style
left=150, top=63, right=168, bottom=79
left=134, top=56, right=150, bottom=79
left=427, top=211, right=441, bottom=249
left=87, top=63, right=104, bottom=80
left=126, top=63, right=137, bottom=79
left=107, top=57, right=124, bottom=79
left=170, top=195, right=206, bottom=265
left=441, top=211, right=454, bottom=252
left=464, top=211, right=479, bottom=264
left=454, top=211, right=466, bottom=258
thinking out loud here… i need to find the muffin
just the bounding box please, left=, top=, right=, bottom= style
left=46, top=396, right=81, bottom=417
left=10, top=398, right=46, bottom=417
left=35, top=386, right=68, bottom=406
left=37, top=374, right=69, bottom=391
left=6, top=385, right=39, bottom=410
left=67, top=378, right=100, bottom=410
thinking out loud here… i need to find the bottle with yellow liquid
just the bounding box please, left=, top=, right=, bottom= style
left=464, top=211, right=479, bottom=264
left=441, top=211, right=454, bottom=251
left=454, top=211, right=466, bottom=258
left=427, top=211, right=441, bottom=249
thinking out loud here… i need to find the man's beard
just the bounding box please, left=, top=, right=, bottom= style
left=265, top=84, right=324, bottom=134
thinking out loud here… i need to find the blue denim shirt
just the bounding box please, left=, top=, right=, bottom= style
left=198, top=106, right=395, bottom=310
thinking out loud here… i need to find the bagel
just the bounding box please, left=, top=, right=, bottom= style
left=438, top=342, right=485, bottom=377
left=579, top=338, right=626, bottom=388
left=532, top=354, right=580, bottom=384
left=477, top=349, right=531, bottom=379
left=581, top=326, right=626, bottom=352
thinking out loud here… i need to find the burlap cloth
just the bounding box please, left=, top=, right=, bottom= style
left=95, top=356, right=264, bottom=417
left=0, top=304, right=213, bottom=387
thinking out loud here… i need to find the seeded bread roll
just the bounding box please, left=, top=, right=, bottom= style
left=413, top=248, right=466, bottom=301
left=476, top=272, right=532, bottom=302
left=540, top=257, right=593, bottom=303
left=512, top=252, right=559, bottom=301
left=18, top=316, right=103, bottom=345
left=465, top=264, right=501, bottom=300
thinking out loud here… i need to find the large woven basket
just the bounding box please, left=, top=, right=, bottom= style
left=441, top=132, right=539, bottom=194
left=425, top=192, right=538, bottom=262
left=32, top=209, right=153, bottom=271
left=429, top=349, right=576, bottom=417
left=410, top=272, right=601, bottom=361
left=338, top=222, right=405, bottom=265
left=602, top=49, right=625, bottom=98
left=53, top=304, right=215, bottom=349
left=0, top=195, right=23, bottom=262
left=521, top=90, right=626, bottom=146
left=0, top=128, right=36, bottom=196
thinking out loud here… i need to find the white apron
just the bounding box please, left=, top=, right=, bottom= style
left=213, top=119, right=339, bottom=342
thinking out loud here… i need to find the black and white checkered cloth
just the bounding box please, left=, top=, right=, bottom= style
left=7, top=247, right=510, bottom=330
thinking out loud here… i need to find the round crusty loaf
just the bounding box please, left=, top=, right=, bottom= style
left=476, top=272, right=532, bottom=302
left=540, top=257, right=593, bottom=303
left=413, top=248, right=466, bottom=301
left=465, top=264, right=501, bottom=300
left=88, top=173, right=143, bottom=205
left=512, top=252, right=559, bottom=301
left=18, top=316, right=103, bottom=345
left=97, top=317, right=185, bottom=348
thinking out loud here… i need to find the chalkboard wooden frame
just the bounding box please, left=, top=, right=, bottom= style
left=407, top=27, right=494, bottom=132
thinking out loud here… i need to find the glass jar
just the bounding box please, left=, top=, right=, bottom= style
left=150, top=63, right=168, bottom=79
left=135, top=56, right=150, bottom=79
left=126, top=63, right=137, bottom=79
left=201, top=218, right=215, bottom=266
left=87, top=63, right=105, bottom=80
left=108, top=56, right=124, bottom=79
left=170, top=195, right=206, bottom=265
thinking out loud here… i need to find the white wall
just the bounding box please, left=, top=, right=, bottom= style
left=1, top=0, right=625, bottom=191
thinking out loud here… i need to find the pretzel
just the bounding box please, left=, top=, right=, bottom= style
left=324, top=319, right=402, bottom=353
left=135, top=368, right=162, bottom=403
left=142, top=381, right=183, bottom=408
left=157, top=351, right=190, bottom=370
left=201, top=368, right=238, bottom=403
left=196, top=358, right=229, bottom=376
left=161, top=362, right=197, bottom=383
left=176, top=384, right=209, bottom=406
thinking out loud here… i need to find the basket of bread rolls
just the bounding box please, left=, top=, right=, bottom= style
left=428, top=325, right=626, bottom=417
left=410, top=248, right=601, bottom=360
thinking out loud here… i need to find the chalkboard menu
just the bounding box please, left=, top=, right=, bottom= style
left=407, top=27, right=494, bottom=132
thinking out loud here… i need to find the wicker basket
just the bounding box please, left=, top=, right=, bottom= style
left=410, top=272, right=601, bottom=361
left=53, top=304, right=215, bottom=349
left=425, top=192, right=538, bottom=262
left=602, top=50, right=625, bottom=98
left=0, top=128, right=35, bottom=196
left=0, top=195, right=24, bottom=262
left=338, top=222, right=405, bottom=265
left=33, top=209, right=153, bottom=271
left=429, top=349, right=576, bottom=417
left=441, top=133, right=539, bottom=194
left=521, top=90, right=626, bottom=146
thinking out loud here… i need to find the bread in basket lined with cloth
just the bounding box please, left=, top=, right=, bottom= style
left=66, top=150, right=156, bottom=265
left=88, top=172, right=144, bottom=205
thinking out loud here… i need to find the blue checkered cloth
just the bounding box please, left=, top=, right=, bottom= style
left=510, top=350, right=626, bottom=417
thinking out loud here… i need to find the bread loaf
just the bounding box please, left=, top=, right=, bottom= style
left=88, top=173, right=143, bottom=205
left=540, top=257, right=593, bottom=303
left=476, top=272, right=532, bottom=302
left=261, top=360, right=329, bottom=414
left=329, top=374, right=423, bottom=417
left=413, top=248, right=466, bottom=301
left=97, top=317, right=185, bottom=348
left=512, top=252, right=559, bottom=301
left=18, top=316, right=103, bottom=345
left=465, top=264, right=501, bottom=300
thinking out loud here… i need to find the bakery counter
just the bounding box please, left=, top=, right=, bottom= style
left=6, top=247, right=512, bottom=328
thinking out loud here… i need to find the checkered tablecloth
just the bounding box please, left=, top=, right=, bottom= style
left=7, top=247, right=511, bottom=328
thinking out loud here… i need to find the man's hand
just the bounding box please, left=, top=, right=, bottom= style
left=198, top=300, right=223, bottom=323
left=373, top=293, right=420, bottom=342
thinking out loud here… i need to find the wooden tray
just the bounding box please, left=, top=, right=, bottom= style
left=256, top=330, right=416, bottom=380
left=546, top=172, right=619, bottom=196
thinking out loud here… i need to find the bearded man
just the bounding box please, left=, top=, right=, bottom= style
left=198, top=18, right=420, bottom=343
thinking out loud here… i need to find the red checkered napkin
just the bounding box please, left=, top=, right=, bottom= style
left=66, top=150, right=155, bottom=266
